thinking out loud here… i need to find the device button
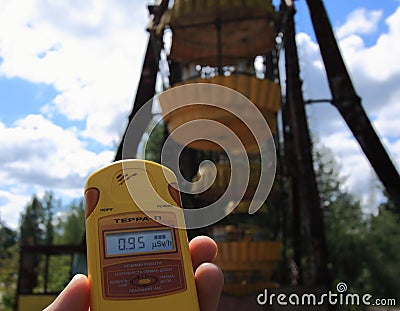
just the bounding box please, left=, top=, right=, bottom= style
left=168, top=182, right=182, bottom=207
left=85, top=187, right=100, bottom=219
left=138, top=278, right=153, bottom=285
left=131, top=275, right=158, bottom=287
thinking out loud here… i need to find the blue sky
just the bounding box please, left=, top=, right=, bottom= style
left=1, top=0, right=400, bottom=229
left=296, top=0, right=400, bottom=42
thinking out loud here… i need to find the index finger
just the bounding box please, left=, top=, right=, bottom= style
left=189, top=235, right=218, bottom=270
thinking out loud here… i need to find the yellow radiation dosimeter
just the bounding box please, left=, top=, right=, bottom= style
left=84, top=160, right=199, bottom=311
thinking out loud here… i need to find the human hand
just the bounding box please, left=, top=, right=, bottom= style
left=44, top=235, right=224, bottom=311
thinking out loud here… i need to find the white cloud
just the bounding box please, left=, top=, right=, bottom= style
left=339, top=7, right=400, bottom=84
left=336, top=8, right=383, bottom=40
left=320, top=131, right=382, bottom=209
left=392, top=139, right=400, bottom=162
left=0, top=0, right=152, bottom=228
left=0, top=115, right=114, bottom=224
left=373, top=88, right=400, bottom=139
left=0, top=190, right=31, bottom=229
left=296, top=32, right=331, bottom=101
left=0, top=0, right=149, bottom=145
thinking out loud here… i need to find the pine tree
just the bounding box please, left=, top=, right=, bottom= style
left=0, top=223, right=17, bottom=258
left=42, top=191, right=57, bottom=245
left=20, top=196, right=45, bottom=246
left=18, top=195, right=46, bottom=294
left=55, top=199, right=85, bottom=244
left=313, top=141, right=368, bottom=290
left=0, top=222, right=18, bottom=309
left=313, top=140, right=400, bottom=302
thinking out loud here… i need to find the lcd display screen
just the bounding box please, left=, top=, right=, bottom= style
left=105, top=229, right=174, bottom=256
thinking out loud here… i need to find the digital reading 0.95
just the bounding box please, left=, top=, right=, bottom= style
left=105, top=229, right=175, bottom=257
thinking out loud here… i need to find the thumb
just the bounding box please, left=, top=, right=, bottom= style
left=43, top=274, right=90, bottom=311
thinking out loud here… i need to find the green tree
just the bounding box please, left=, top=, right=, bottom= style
left=44, top=200, right=87, bottom=293
left=313, top=140, right=346, bottom=207
left=313, top=141, right=368, bottom=290
left=55, top=199, right=85, bottom=244
left=0, top=223, right=18, bottom=310
left=0, top=223, right=17, bottom=258
left=18, top=196, right=46, bottom=296
left=0, top=244, right=19, bottom=310
left=324, top=194, right=369, bottom=290
left=42, top=191, right=58, bottom=245
left=144, top=119, right=167, bottom=163
left=18, top=193, right=60, bottom=296
left=364, top=207, right=400, bottom=301
left=313, top=140, right=400, bottom=304
left=20, top=195, right=45, bottom=246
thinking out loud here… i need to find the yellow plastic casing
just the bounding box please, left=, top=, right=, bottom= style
left=84, top=160, right=199, bottom=311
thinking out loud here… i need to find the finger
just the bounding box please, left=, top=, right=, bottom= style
left=189, top=236, right=218, bottom=270
left=43, top=274, right=90, bottom=311
left=195, top=263, right=224, bottom=311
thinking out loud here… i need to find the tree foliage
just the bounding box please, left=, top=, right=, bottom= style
left=20, top=195, right=45, bottom=246
left=0, top=223, right=17, bottom=259
left=0, top=194, right=86, bottom=309
left=55, top=199, right=85, bottom=244
left=364, top=208, right=400, bottom=300
left=313, top=140, right=400, bottom=304
left=42, top=192, right=57, bottom=245
left=0, top=222, right=18, bottom=310
left=144, top=119, right=166, bottom=163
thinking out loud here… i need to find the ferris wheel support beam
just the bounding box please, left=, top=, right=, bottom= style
left=305, top=0, right=400, bottom=209
left=115, top=0, right=170, bottom=161
left=282, top=2, right=332, bottom=288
